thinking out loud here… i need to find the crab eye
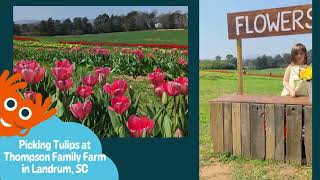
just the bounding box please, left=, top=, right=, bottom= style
left=19, top=107, right=32, bottom=121
left=4, top=98, right=17, bottom=111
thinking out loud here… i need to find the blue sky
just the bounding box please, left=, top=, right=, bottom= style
left=200, top=0, right=312, bottom=59
left=13, top=6, right=188, bottom=21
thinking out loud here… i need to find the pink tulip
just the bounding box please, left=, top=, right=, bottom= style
left=71, top=46, right=81, bottom=51
left=103, top=79, right=127, bottom=97
left=95, top=67, right=111, bottom=75
left=154, top=83, right=167, bottom=97
left=14, top=60, right=46, bottom=84
left=77, top=85, right=92, bottom=98
left=95, top=67, right=111, bottom=83
left=148, top=68, right=165, bottom=86
left=178, top=58, right=188, bottom=65
left=55, top=79, right=73, bottom=92
left=166, top=81, right=182, bottom=96
left=134, top=49, right=144, bottom=59
left=108, top=95, right=131, bottom=114
left=14, top=60, right=39, bottom=74
left=52, top=59, right=74, bottom=80
left=127, top=115, right=155, bottom=137
left=122, top=48, right=127, bottom=53
left=183, top=50, right=188, bottom=55
left=24, top=91, right=37, bottom=102
left=82, top=75, right=98, bottom=87
left=95, top=48, right=110, bottom=56
left=55, top=59, right=74, bottom=68
left=175, top=76, right=188, bottom=95
left=21, top=67, right=46, bottom=84
left=153, top=48, right=159, bottom=52
left=70, top=100, right=92, bottom=121
left=148, top=52, right=154, bottom=59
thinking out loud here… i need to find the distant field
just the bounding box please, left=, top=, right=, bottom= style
left=247, top=68, right=285, bottom=74
left=207, top=68, right=285, bottom=75
left=29, top=29, right=188, bottom=45
left=199, top=70, right=283, bottom=126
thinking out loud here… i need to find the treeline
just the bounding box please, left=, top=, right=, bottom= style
left=14, top=10, right=188, bottom=36
left=200, top=55, right=237, bottom=70
left=200, top=50, right=312, bottom=70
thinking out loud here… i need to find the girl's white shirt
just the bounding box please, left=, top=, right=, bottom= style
left=281, top=65, right=309, bottom=96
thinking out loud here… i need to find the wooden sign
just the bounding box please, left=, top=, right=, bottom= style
left=228, top=4, right=312, bottom=39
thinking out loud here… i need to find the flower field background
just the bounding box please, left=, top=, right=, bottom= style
left=199, top=70, right=312, bottom=179
left=20, top=30, right=188, bottom=45
left=13, top=30, right=188, bottom=138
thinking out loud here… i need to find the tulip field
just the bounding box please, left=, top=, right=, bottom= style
left=13, top=32, right=188, bottom=138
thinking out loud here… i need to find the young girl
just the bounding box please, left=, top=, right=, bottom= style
left=281, top=43, right=309, bottom=97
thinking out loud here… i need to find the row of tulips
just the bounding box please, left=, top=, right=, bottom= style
left=14, top=40, right=80, bottom=49
left=14, top=36, right=188, bottom=49
left=14, top=36, right=39, bottom=42
left=14, top=43, right=188, bottom=79
left=14, top=59, right=188, bottom=137
left=59, top=40, right=188, bottom=49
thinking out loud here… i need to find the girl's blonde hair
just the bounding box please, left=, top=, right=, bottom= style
left=290, top=43, right=308, bottom=65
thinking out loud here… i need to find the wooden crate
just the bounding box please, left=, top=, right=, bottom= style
left=209, top=95, right=312, bottom=165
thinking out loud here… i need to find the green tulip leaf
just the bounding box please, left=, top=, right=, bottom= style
left=163, top=115, right=172, bottom=137
left=108, top=109, right=122, bottom=132
left=153, top=120, right=161, bottom=136
left=146, top=105, right=155, bottom=118
left=55, top=99, right=64, bottom=118
left=179, top=107, right=185, bottom=129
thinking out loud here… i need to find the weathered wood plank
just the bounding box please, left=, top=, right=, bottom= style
left=240, top=103, right=250, bottom=157
left=223, top=103, right=233, bottom=153
left=274, top=105, right=285, bottom=161
left=250, top=104, right=265, bottom=159
left=210, top=103, right=224, bottom=152
left=265, top=104, right=275, bottom=160
left=304, top=106, right=312, bottom=166
left=210, top=95, right=311, bottom=106
left=232, top=103, right=241, bottom=155
left=237, top=39, right=243, bottom=95
left=286, top=105, right=302, bottom=164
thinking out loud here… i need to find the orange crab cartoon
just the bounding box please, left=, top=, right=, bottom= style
left=0, top=70, right=56, bottom=136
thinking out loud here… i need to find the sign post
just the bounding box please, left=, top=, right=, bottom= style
left=227, top=4, right=312, bottom=94
left=236, top=39, right=243, bottom=95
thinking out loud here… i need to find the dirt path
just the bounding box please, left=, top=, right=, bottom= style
left=200, top=159, right=233, bottom=180
left=200, top=158, right=312, bottom=180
